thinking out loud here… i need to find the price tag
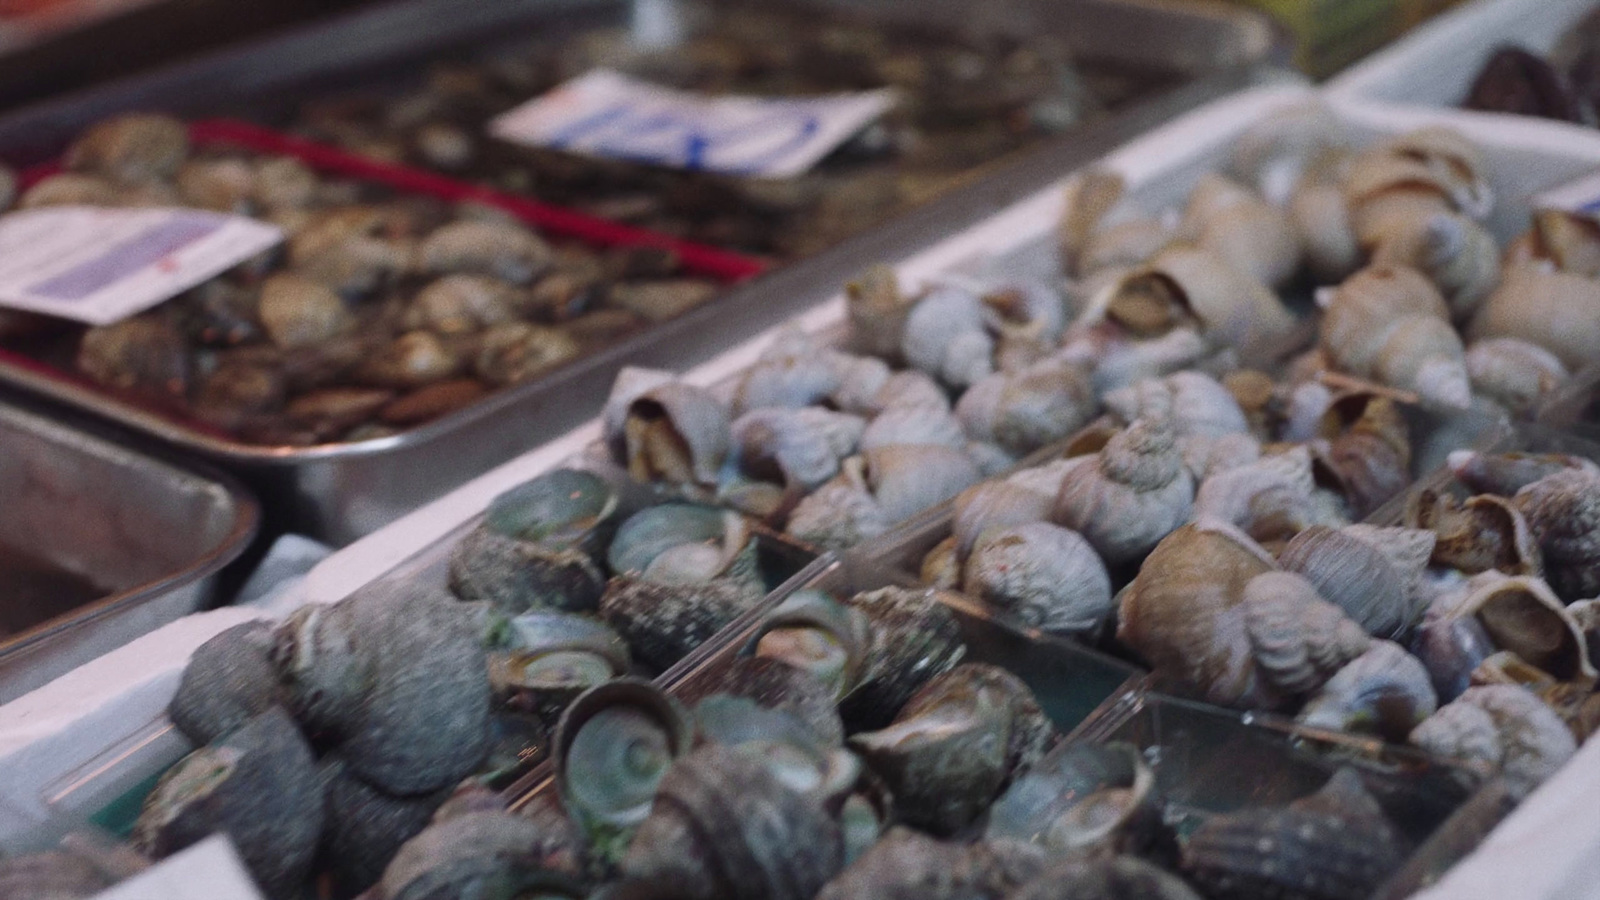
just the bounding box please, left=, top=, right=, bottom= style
left=489, top=68, right=896, bottom=179
left=1535, top=170, right=1600, bottom=219
left=93, top=836, right=265, bottom=900
left=0, top=205, right=282, bottom=325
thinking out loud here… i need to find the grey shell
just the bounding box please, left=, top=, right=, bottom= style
left=169, top=620, right=287, bottom=746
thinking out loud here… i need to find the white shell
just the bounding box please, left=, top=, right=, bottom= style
left=964, top=523, right=1114, bottom=633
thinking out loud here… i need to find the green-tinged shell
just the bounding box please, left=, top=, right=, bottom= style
left=377, top=810, right=588, bottom=900
left=271, top=601, right=371, bottom=741
left=555, top=680, right=692, bottom=846
left=986, top=742, right=1163, bottom=859
left=132, top=709, right=322, bottom=899
left=485, top=468, right=619, bottom=548
left=337, top=585, right=493, bottom=795
left=693, top=656, right=846, bottom=747
left=851, top=663, right=1053, bottom=835
left=1180, top=768, right=1406, bottom=900
left=1007, top=855, right=1204, bottom=900
left=619, top=744, right=845, bottom=900
left=744, top=589, right=872, bottom=702
left=490, top=612, right=631, bottom=723
left=319, top=757, right=447, bottom=896
left=815, top=827, right=1047, bottom=900
left=838, top=587, right=968, bottom=731
left=599, top=575, right=765, bottom=672
left=169, top=620, right=287, bottom=746
left=607, top=504, right=761, bottom=591
left=448, top=522, right=608, bottom=614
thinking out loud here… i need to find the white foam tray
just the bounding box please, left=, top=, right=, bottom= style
left=1327, top=0, right=1599, bottom=119
left=8, top=84, right=1600, bottom=896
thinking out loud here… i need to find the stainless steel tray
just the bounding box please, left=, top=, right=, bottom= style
left=0, top=0, right=1279, bottom=545
left=0, top=397, right=258, bottom=702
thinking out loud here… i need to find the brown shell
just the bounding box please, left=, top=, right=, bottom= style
left=1511, top=468, right=1600, bottom=601
left=1470, top=262, right=1600, bottom=371
left=1404, top=489, right=1543, bottom=577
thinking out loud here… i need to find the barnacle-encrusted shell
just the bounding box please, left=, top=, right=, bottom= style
left=1180, top=768, right=1406, bottom=900
left=169, top=620, right=287, bottom=746
left=377, top=807, right=587, bottom=900
left=1280, top=524, right=1435, bottom=639
left=1117, top=521, right=1280, bottom=708
left=620, top=744, right=844, bottom=900
left=1319, top=264, right=1471, bottom=408
left=838, top=587, right=967, bottom=730
left=1297, top=641, right=1438, bottom=740
left=902, top=285, right=995, bottom=388
left=132, top=709, right=322, bottom=899
left=1512, top=467, right=1600, bottom=601
left=696, top=657, right=846, bottom=747
left=1470, top=262, right=1600, bottom=371
left=851, top=663, right=1052, bottom=835
left=1243, top=572, right=1372, bottom=699
left=319, top=757, right=447, bottom=896
left=1055, top=409, right=1195, bottom=567
left=600, top=576, right=765, bottom=672
left=449, top=524, right=607, bottom=614
left=815, top=828, right=1047, bottom=900
left=1412, top=684, right=1576, bottom=799
left=963, top=522, right=1113, bottom=633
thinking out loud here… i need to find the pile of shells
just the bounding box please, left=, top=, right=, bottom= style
left=341, top=588, right=1422, bottom=900
left=293, top=4, right=1109, bottom=259
left=35, top=467, right=786, bottom=899
left=0, top=113, right=719, bottom=446
left=1464, top=9, right=1600, bottom=125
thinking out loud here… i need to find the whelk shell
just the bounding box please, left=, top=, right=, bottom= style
left=1054, top=408, right=1195, bottom=567
left=1470, top=261, right=1600, bottom=371
left=1297, top=640, right=1438, bottom=741
left=1318, top=264, right=1471, bottom=409
left=963, top=522, right=1114, bottom=634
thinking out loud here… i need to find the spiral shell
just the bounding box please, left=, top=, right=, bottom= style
left=1290, top=174, right=1362, bottom=285
left=1453, top=571, right=1594, bottom=683
left=1369, top=210, right=1500, bottom=323
left=784, top=460, right=891, bottom=550
left=1405, top=488, right=1543, bottom=578
left=555, top=680, right=692, bottom=838
left=66, top=113, right=188, bottom=183
left=732, top=335, right=844, bottom=415
left=1193, top=446, right=1335, bottom=547
left=1080, top=328, right=1212, bottom=395
left=417, top=220, right=551, bottom=284
left=1453, top=450, right=1600, bottom=498
left=1180, top=767, right=1406, bottom=900
left=1280, top=524, right=1434, bottom=639
left=1180, top=173, right=1303, bottom=289
left=956, top=359, right=1096, bottom=458
left=985, top=741, right=1162, bottom=859
left=1411, top=684, right=1576, bottom=799
left=1085, top=245, right=1298, bottom=362
left=902, top=285, right=995, bottom=389
left=1297, top=641, right=1437, bottom=740
left=618, top=382, right=731, bottom=489
left=1311, top=394, right=1413, bottom=519
left=1518, top=208, right=1600, bottom=277
left=838, top=587, right=967, bottom=731
left=1054, top=408, right=1195, bottom=567
left=1319, top=264, right=1471, bottom=408
left=1470, top=262, right=1600, bottom=371
left=1117, top=520, right=1280, bottom=708
left=1058, top=167, right=1130, bottom=276
left=850, top=663, right=1052, bottom=835
left=732, top=407, right=866, bottom=492
left=865, top=444, right=983, bottom=523
left=963, top=522, right=1114, bottom=634
left=1105, top=370, right=1249, bottom=439
left=1511, top=467, right=1600, bottom=601
left=621, top=743, right=844, bottom=900
left=1242, top=571, right=1373, bottom=700
left=860, top=405, right=967, bottom=452
left=846, top=264, right=915, bottom=360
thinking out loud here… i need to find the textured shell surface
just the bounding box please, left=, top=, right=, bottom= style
left=1512, top=467, right=1600, bottom=601
left=1405, top=489, right=1543, bottom=578
left=902, top=284, right=996, bottom=388
left=956, top=360, right=1097, bottom=457
left=953, top=480, right=1057, bottom=557
left=449, top=522, right=607, bottom=614
left=1369, top=210, right=1500, bottom=322
left=1117, top=520, right=1279, bottom=708
left=1407, top=700, right=1504, bottom=772
left=1105, top=371, right=1249, bottom=439
left=600, top=574, right=765, bottom=671
left=1449, top=449, right=1600, bottom=497
left=697, top=658, right=847, bottom=748
left=847, top=264, right=915, bottom=361
left=732, top=342, right=843, bottom=415
left=378, top=809, right=586, bottom=900
left=1413, top=588, right=1500, bottom=704
left=850, top=663, right=1052, bottom=835
left=1453, top=571, right=1595, bottom=683
left=963, top=522, right=1114, bottom=634
left=1296, top=640, right=1438, bottom=741
left=1312, top=395, right=1412, bottom=519
left=825, top=353, right=895, bottom=417
left=1193, top=446, right=1331, bottom=547
left=556, top=680, right=691, bottom=836
left=815, top=827, right=1047, bottom=900
left=1464, top=334, right=1569, bottom=415
left=784, top=467, right=891, bottom=550
left=1442, top=684, right=1576, bottom=798
left=1243, top=571, right=1371, bottom=700
left=483, top=467, right=617, bottom=546
left=603, top=367, right=676, bottom=454
left=620, top=743, right=844, bottom=900
left=1319, top=263, right=1471, bottom=409
left=1179, top=767, right=1406, bottom=900
left=744, top=587, right=872, bottom=697
left=1006, top=855, right=1204, bottom=900
left=985, top=741, right=1159, bottom=858
left=319, top=756, right=447, bottom=896
left=169, top=620, right=287, bottom=747
left=1279, top=524, right=1431, bottom=639
left=1055, top=412, right=1195, bottom=567
left=0, top=848, right=120, bottom=900
left=66, top=113, right=188, bottom=183
left=416, top=219, right=552, bottom=284
left=839, top=587, right=967, bottom=731
left=132, top=708, right=323, bottom=900
left=607, top=504, right=755, bottom=587
left=1181, top=432, right=1264, bottom=483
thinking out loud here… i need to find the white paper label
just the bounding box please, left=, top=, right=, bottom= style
left=1535, top=171, right=1600, bottom=219
left=489, top=69, right=897, bottom=179
left=93, top=836, right=265, bottom=900
left=0, top=206, right=282, bottom=325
